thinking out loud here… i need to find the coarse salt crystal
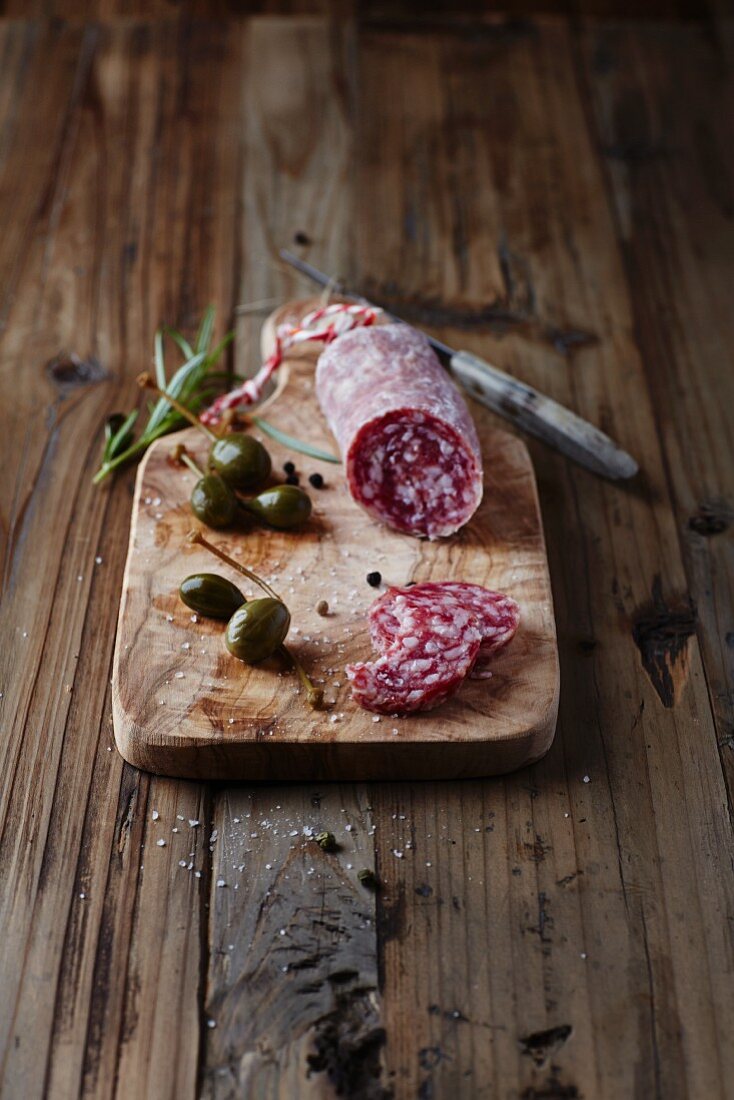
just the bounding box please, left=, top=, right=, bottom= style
left=156, top=839, right=166, bottom=847
left=152, top=810, right=160, bottom=820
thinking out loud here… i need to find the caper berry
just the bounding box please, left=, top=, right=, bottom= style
left=315, top=831, right=337, bottom=852
left=241, top=484, right=312, bottom=530
left=209, top=433, right=271, bottom=491
left=225, top=598, right=291, bottom=663
left=190, top=474, right=237, bottom=528
left=179, top=573, right=245, bottom=620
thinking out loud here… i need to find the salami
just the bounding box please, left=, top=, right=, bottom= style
left=346, top=582, right=520, bottom=714
left=369, top=582, right=520, bottom=680
left=316, top=325, right=483, bottom=538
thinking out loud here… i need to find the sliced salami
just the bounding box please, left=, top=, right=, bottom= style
left=369, top=582, right=520, bottom=680
left=346, top=589, right=483, bottom=714
left=316, top=325, right=483, bottom=539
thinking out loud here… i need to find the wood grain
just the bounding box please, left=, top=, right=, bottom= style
left=0, top=12, right=732, bottom=1100
left=112, top=297, right=558, bottom=780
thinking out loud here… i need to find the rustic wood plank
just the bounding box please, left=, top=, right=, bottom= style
left=199, top=20, right=395, bottom=1097
left=201, top=786, right=384, bottom=1098
left=0, top=18, right=241, bottom=1098
left=354, top=19, right=734, bottom=1099
left=575, top=18, right=734, bottom=797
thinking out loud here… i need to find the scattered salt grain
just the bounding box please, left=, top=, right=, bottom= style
left=207, top=1020, right=216, bottom=1029
left=156, top=839, right=166, bottom=847
left=188, top=819, right=199, bottom=827
left=174, top=671, right=185, bottom=679
left=583, top=775, right=590, bottom=784
left=216, top=879, right=226, bottom=887
left=152, top=810, right=160, bottom=820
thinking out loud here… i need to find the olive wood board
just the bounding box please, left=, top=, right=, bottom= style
left=112, top=299, right=559, bottom=780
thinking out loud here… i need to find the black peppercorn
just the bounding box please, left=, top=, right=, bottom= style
left=283, top=461, right=296, bottom=475
left=308, top=472, right=324, bottom=489
left=366, top=571, right=382, bottom=588
left=285, top=473, right=300, bottom=486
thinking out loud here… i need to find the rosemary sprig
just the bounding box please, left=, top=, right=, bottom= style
left=250, top=416, right=341, bottom=464
left=93, top=312, right=234, bottom=484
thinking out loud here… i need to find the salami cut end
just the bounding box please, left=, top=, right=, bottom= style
left=349, top=409, right=482, bottom=538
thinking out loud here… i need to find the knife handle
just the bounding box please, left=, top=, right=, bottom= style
left=449, top=350, right=638, bottom=481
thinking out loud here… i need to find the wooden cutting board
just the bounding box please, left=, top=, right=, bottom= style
left=112, top=299, right=559, bottom=780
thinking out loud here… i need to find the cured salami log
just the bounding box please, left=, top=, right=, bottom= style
left=316, top=325, right=483, bottom=538
left=346, top=582, right=520, bottom=714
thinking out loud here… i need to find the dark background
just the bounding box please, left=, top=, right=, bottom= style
left=0, top=0, right=731, bottom=21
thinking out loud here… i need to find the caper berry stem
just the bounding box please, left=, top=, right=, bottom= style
left=187, top=529, right=281, bottom=601
left=280, top=645, right=325, bottom=711
left=138, top=372, right=218, bottom=442
left=179, top=450, right=206, bottom=479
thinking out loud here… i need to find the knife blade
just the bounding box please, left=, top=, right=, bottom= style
left=279, top=249, right=638, bottom=481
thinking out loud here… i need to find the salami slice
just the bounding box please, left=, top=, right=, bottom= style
left=369, top=583, right=520, bottom=679
left=316, top=325, right=483, bottom=538
left=346, top=589, right=483, bottom=714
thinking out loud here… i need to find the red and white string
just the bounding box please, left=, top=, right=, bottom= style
left=201, top=303, right=381, bottom=425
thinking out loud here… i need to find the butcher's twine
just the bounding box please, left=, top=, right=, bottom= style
left=201, top=303, right=380, bottom=425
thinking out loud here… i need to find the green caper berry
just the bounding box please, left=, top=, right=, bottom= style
left=224, top=598, right=290, bottom=663
left=179, top=574, right=245, bottom=620
left=190, top=474, right=236, bottom=529
left=315, top=831, right=337, bottom=852
left=357, top=869, right=378, bottom=889
left=241, top=484, right=312, bottom=530
left=209, top=433, right=271, bottom=491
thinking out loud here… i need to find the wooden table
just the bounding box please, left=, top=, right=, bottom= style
left=1, top=10, right=732, bottom=1099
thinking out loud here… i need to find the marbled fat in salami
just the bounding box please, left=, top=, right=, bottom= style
left=346, top=582, right=520, bottom=714
left=315, top=325, right=483, bottom=538
left=369, top=582, right=520, bottom=680
left=347, top=589, right=483, bottom=714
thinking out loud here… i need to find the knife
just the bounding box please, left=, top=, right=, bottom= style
left=279, top=249, right=638, bottom=481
